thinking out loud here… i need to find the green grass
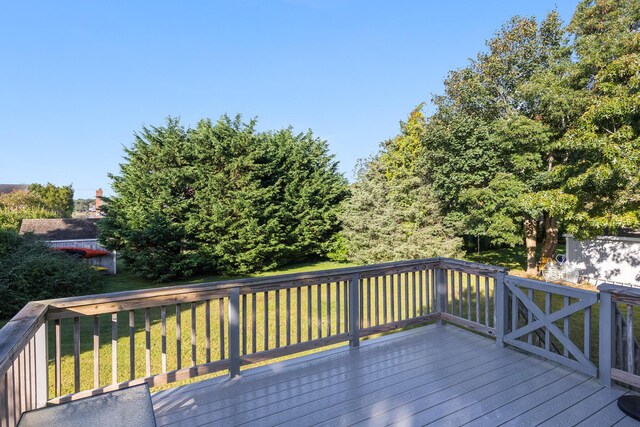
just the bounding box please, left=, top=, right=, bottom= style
left=12, top=247, right=618, bottom=400
left=100, top=260, right=354, bottom=294
left=48, top=260, right=358, bottom=397
left=465, top=244, right=566, bottom=273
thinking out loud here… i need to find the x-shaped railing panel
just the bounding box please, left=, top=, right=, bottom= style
left=503, top=276, right=598, bottom=376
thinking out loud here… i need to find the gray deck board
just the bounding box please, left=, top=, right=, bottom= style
left=157, top=327, right=488, bottom=426
left=537, top=386, right=629, bottom=426
left=152, top=324, right=636, bottom=427
left=267, top=344, right=527, bottom=427
left=303, top=350, right=529, bottom=427
left=355, top=361, right=565, bottom=426
left=462, top=371, right=591, bottom=426
left=576, top=398, right=630, bottom=426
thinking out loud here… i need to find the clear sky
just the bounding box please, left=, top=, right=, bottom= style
left=0, top=0, right=579, bottom=198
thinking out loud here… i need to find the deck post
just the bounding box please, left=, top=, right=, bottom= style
left=35, top=322, right=48, bottom=408
left=349, top=273, right=360, bottom=347
left=229, top=288, right=241, bottom=378
left=435, top=268, right=447, bottom=325
left=494, top=272, right=508, bottom=347
left=598, top=289, right=615, bottom=386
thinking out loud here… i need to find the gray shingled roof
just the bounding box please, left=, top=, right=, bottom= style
left=19, top=218, right=101, bottom=240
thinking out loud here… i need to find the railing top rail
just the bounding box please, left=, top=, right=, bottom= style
left=0, top=302, right=47, bottom=378
left=506, top=275, right=599, bottom=300
left=598, top=283, right=640, bottom=304
left=44, top=258, right=444, bottom=311
left=439, top=258, right=509, bottom=276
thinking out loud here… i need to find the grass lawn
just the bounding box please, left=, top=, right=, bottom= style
left=7, top=246, right=623, bottom=399
left=48, top=260, right=361, bottom=397
left=465, top=244, right=566, bottom=273
left=100, top=260, right=355, bottom=294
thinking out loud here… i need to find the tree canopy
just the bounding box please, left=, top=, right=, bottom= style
left=100, top=115, right=348, bottom=281
left=340, top=107, right=463, bottom=264
left=417, top=0, right=640, bottom=273
left=0, top=183, right=74, bottom=231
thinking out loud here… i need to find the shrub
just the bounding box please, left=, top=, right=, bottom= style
left=0, top=231, right=101, bottom=318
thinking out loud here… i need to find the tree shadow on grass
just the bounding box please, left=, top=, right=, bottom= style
left=465, top=246, right=527, bottom=271
left=465, top=244, right=567, bottom=273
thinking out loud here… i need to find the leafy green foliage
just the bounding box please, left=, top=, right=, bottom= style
left=420, top=2, right=639, bottom=271
left=423, top=13, right=570, bottom=240
left=558, top=0, right=640, bottom=237
left=0, top=231, right=101, bottom=318
left=0, top=182, right=74, bottom=231
left=28, top=183, right=74, bottom=217
left=74, top=198, right=96, bottom=213
left=100, top=115, right=348, bottom=281
left=341, top=107, right=463, bottom=264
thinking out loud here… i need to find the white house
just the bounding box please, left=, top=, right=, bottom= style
left=565, top=233, right=640, bottom=287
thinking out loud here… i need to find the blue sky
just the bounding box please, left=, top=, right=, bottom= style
left=0, top=0, right=579, bottom=198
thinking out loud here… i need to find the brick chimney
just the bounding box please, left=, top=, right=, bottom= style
left=96, top=188, right=103, bottom=216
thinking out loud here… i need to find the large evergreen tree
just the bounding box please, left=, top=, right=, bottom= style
left=340, top=107, right=462, bottom=264
left=100, top=115, right=348, bottom=281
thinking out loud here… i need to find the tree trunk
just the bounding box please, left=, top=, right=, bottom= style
left=524, top=217, right=538, bottom=276
left=541, top=214, right=558, bottom=260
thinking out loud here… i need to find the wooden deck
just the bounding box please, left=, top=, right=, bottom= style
left=152, top=324, right=637, bottom=426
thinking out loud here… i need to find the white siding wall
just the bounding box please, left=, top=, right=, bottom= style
left=46, top=239, right=116, bottom=274
left=565, top=234, right=640, bottom=286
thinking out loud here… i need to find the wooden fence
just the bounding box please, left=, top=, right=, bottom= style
left=1, top=257, right=639, bottom=426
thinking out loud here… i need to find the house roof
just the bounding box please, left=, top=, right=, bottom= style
left=0, top=184, right=28, bottom=194
left=19, top=218, right=101, bottom=240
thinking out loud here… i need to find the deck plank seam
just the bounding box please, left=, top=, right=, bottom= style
left=154, top=326, right=486, bottom=407
left=156, top=336, right=501, bottom=424
left=348, top=358, right=561, bottom=427
left=153, top=323, right=457, bottom=400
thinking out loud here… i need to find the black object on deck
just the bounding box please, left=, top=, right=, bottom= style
left=618, top=395, right=640, bottom=421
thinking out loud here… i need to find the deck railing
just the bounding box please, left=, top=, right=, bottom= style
left=498, top=276, right=598, bottom=376
left=1, top=257, right=639, bottom=426
left=598, top=284, right=640, bottom=388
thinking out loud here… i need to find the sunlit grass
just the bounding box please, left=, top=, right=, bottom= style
left=48, top=268, right=505, bottom=398
left=48, top=260, right=360, bottom=397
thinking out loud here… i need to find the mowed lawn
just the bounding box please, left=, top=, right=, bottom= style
left=49, top=260, right=361, bottom=397
left=32, top=246, right=629, bottom=399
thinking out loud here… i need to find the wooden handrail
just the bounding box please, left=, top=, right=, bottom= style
left=45, top=258, right=441, bottom=306
left=439, top=258, right=509, bottom=276
left=42, top=258, right=506, bottom=319
left=598, top=283, right=640, bottom=305
left=45, top=258, right=506, bottom=308
left=0, top=302, right=47, bottom=378
left=0, top=257, right=511, bottom=425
